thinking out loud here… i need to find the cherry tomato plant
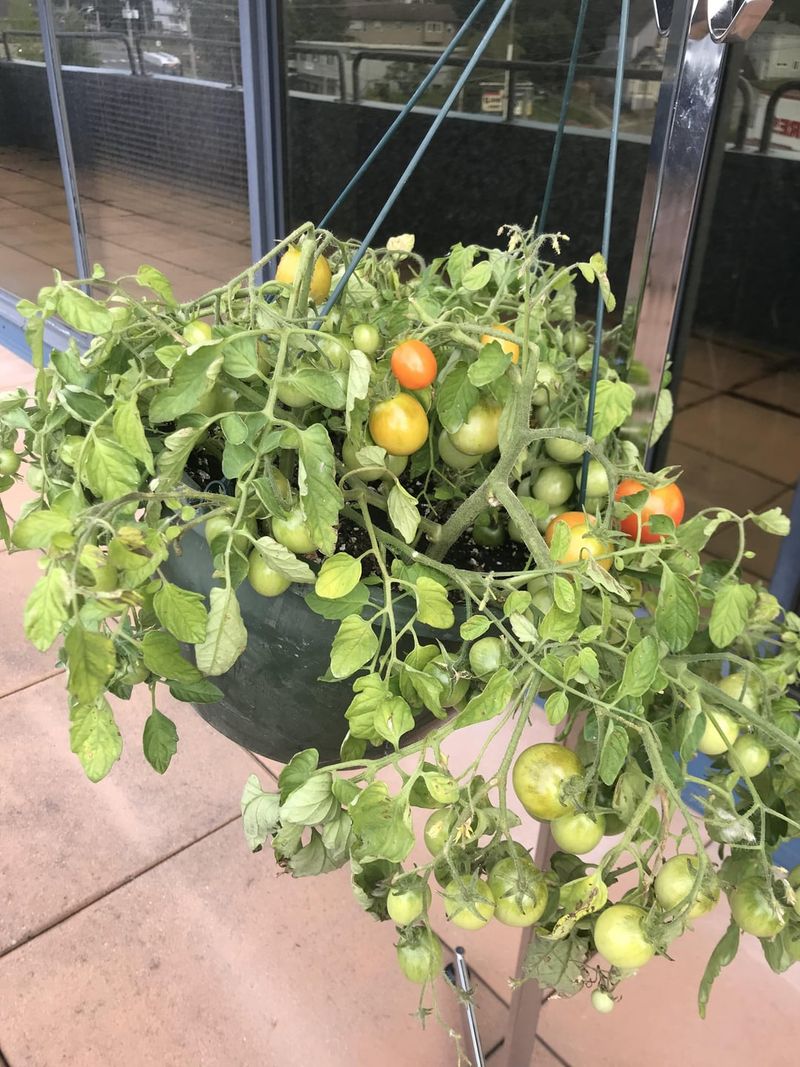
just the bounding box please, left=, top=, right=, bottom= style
left=2, top=223, right=799, bottom=1033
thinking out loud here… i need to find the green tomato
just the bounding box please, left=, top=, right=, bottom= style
left=443, top=876, right=495, bottom=930
left=697, top=708, right=740, bottom=756
left=531, top=364, right=562, bottom=406
left=26, top=466, right=44, bottom=491
left=715, top=672, right=760, bottom=712
left=469, top=636, right=506, bottom=678
left=545, top=426, right=585, bottom=464
left=654, top=855, right=719, bottom=919
left=564, top=325, right=589, bottom=357
left=204, top=514, right=257, bottom=552
left=532, top=464, right=574, bottom=507
left=396, top=927, right=442, bottom=984
left=423, top=807, right=456, bottom=856
left=577, top=459, right=610, bottom=498
left=342, top=438, right=407, bottom=482
left=487, top=855, right=547, bottom=927
left=551, top=812, right=606, bottom=855
left=276, top=381, right=313, bottom=409
left=593, top=904, right=655, bottom=969
left=387, top=877, right=432, bottom=925
left=271, top=508, right=316, bottom=554
left=730, top=879, right=786, bottom=938
left=438, top=429, right=481, bottom=470
left=592, top=990, right=616, bottom=1014
left=351, top=323, right=381, bottom=356
left=448, top=401, right=501, bottom=456
left=183, top=319, right=214, bottom=345
left=0, top=448, right=22, bottom=476
left=424, top=657, right=469, bottom=707
left=512, top=743, right=582, bottom=821
left=472, top=509, right=506, bottom=548
left=318, top=333, right=351, bottom=368
left=247, top=551, right=291, bottom=597
left=729, top=734, right=770, bottom=777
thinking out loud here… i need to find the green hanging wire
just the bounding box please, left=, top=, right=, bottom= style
left=578, top=0, right=631, bottom=507
left=317, top=0, right=515, bottom=325
left=539, top=0, right=590, bottom=233
left=319, top=0, right=493, bottom=229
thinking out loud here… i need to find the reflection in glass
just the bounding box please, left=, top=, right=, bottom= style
left=0, top=0, right=78, bottom=299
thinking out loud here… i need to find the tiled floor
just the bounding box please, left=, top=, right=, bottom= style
left=0, top=147, right=250, bottom=301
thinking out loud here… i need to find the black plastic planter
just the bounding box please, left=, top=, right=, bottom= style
left=162, top=525, right=456, bottom=765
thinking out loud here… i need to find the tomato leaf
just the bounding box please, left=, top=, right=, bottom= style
left=599, top=723, right=629, bottom=786
left=64, top=624, right=116, bottom=705
left=195, top=586, right=248, bottom=676
left=142, top=708, right=179, bottom=774
left=468, top=342, right=511, bottom=387
left=149, top=347, right=223, bottom=424
left=305, top=583, right=370, bottom=620
left=545, top=691, right=569, bottom=726
left=587, top=379, right=635, bottom=441
left=241, top=774, right=280, bottom=851
left=350, top=782, right=415, bottom=863
left=11, top=508, right=73, bottom=550
left=155, top=424, right=207, bottom=491
left=436, top=361, right=479, bottom=433
left=414, top=576, right=455, bottom=629
left=54, top=286, right=113, bottom=333
left=142, top=631, right=203, bottom=683
left=751, top=507, right=790, bottom=536
left=69, top=698, right=122, bottom=782
left=153, top=580, right=209, bottom=643
left=618, top=635, right=660, bottom=698
left=346, top=348, right=371, bottom=430
left=709, top=581, right=757, bottom=649
left=457, top=668, right=516, bottom=727
left=315, top=553, right=362, bottom=600
left=23, top=567, right=70, bottom=650
left=81, top=435, right=142, bottom=501
left=113, top=399, right=154, bottom=475
left=330, top=614, right=379, bottom=679
left=460, top=614, right=491, bottom=640
left=296, top=423, right=342, bottom=556
left=251, top=536, right=315, bottom=584
left=278, top=748, right=319, bottom=802
left=521, top=929, right=590, bottom=997
left=698, top=920, right=740, bottom=1019
left=373, top=695, right=415, bottom=749
left=136, top=264, right=177, bottom=305
left=655, top=565, right=698, bottom=653
left=280, top=772, right=337, bottom=826
left=387, top=482, right=421, bottom=544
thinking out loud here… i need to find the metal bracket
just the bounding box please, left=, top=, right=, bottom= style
left=654, top=0, right=772, bottom=41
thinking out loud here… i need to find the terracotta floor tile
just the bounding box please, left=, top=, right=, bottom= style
left=0, top=246, right=56, bottom=299
left=0, top=346, right=36, bottom=391
left=24, top=239, right=78, bottom=272
left=3, top=188, right=69, bottom=211
left=0, top=820, right=507, bottom=1067
left=0, top=204, right=55, bottom=229
left=536, top=900, right=799, bottom=1066
left=2, top=219, right=73, bottom=245
left=0, top=674, right=262, bottom=954
left=666, top=440, right=785, bottom=517
left=681, top=338, right=769, bottom=390
left=736, top=368, right=800, bottom=417
left=0, top=549, right=61, bottom=699
left=671, top=395, right=800, bottom=487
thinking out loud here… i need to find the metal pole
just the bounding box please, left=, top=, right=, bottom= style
left=621, top=0, right=772, bottom=457
left=36, top=0, right=90, bottom=282
left=238, top=0, right=287, bottom=277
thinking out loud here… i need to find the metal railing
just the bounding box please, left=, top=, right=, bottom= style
left=758, top=79, right=800, bottom=153
left=350, top=48, right=664, bottom=114
left=288, top=45, right=347, bottom=102
left=1, top=28, right=137, bottom=74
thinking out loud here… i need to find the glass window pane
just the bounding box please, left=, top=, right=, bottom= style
left=52, top=0, right=251, bottom=300
left=0, top=1, right=78, bottom=299
left=281, top=0, right=665, bottom=308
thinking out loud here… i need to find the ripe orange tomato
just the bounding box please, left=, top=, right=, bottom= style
left=390, top=340, right=437, bottom=390
left=545, top=511, right=612, bottom=571
left=615, top=479, right=685, bottom=543
left=480, top=323, right=519, bottom=364
left=369, top=393, right=429, bottom=456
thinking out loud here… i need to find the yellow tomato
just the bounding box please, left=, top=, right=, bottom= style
left=275, top=246, right=332, bottom=305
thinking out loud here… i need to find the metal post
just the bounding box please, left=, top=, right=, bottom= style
left=622, top=0, right=773, bottom=457
left=36, top=0, right=90, bottom=282
left=238, top=0, right=287, bottom=276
